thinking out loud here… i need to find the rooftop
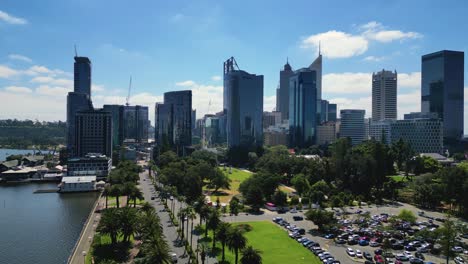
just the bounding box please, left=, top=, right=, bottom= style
left=61, top=176, right=96, bottom=183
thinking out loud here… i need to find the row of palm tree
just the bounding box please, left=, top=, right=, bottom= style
left=103, top=164, right=144, bottom=208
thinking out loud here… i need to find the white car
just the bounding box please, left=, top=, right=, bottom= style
left=356, top=249, right=363, bottom=258
left=170, top=252, right=177, bottom=263
left=453, top=246, right=464, bottom=253
left=346, top=248, right=355, bottom=257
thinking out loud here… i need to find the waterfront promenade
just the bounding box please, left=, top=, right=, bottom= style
left=68, top=194, right=103, bottom=264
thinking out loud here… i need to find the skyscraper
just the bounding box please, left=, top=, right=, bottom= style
left=223, top=57, right=264, bottom=148
left=421, top=50, right=464, bottom=140
left=74, top=56, right=92, bottom=97
left=103, top=104, right=123, bottom=148
left=75, top=109, right=112, bottom=157
left=155, top=102, right=172, bottom=148
left=309, top=51, right=323, bottom=121
left=340, top=109, right=365, bottom=145
left=372, top=69, right=397, bottom=121
left=289, top=68, right=318, bottom=148
left=122, top=105, right=149, bottom=143
left=328, top=103, right=337, bottom=122
left=320, top=99, right=329, bottom=124
left=277, top=59, right=293, bottom=121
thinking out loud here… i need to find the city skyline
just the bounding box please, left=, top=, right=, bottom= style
left=0, top=1, right=467, bottom=133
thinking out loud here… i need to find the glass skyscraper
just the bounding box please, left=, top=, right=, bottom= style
left=74, top=56, right=92, bottom=97
left=223, top=57, right=264, bottom=148
left=421, top=50, right=464, bottom=139
left=277, top=60, right=293, bottom=121
left=328, top=103, right=337, bottom=122
left=75, top=109, right=112, bottom=157
left=103, top=104, right=122, bottom=148
left=122, top=105, right=149, bottom=143
left=340, top=109, right=365, bottom=146
left=288, top=68, right=317, bottom=148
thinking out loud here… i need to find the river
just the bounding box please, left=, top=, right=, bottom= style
left=0, top=148, right=50, bottom=162
left=0, top=182, right=99, bottom=264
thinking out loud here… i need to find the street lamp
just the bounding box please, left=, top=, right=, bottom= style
left=82, top=251, right=87, bottom=264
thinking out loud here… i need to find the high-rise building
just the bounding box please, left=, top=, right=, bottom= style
left=391, top=118, right=443, bottom=153
left=103, top=104, right=123, bottom=148
left=309, top=51, right=323, bottom=122
left=320, top=100, right=329, bottom=124
left=263, top=111, right=282, bottom=128
left=155, top=102, right=172, bottom=147
left=164, top=90, right=192, bottom=150
left=75, top=109, right=112, bottom=158
left=316, top=122, right=336, bottom=145
left=74, top=56, right=92, bottom=97
left=191, top=109, right=196, bottom=130
left=223, top=57, right=264, bottom=148
left=67, top=92, right=93, bottom=154
left=289, top=68, right=318, bottom=148
left=372, top=69, right=397, bottom=121
left=264, top=124, right=288, bottom=146
left=122, top=105, right=149, bottom=143
left=404, top=112, right=439, bottom=120
left=369, top=119, right=394, bottom=145
left=340, top=109, right=365, bottom=145
left=277, top=59, right=294, bottom=121
left=421, top=50, right=464, bottom=140
left=328, top=103, right=337, bottom=122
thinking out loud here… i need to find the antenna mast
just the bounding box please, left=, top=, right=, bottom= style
left=74, top=45, right=78, bottom=57
left=126, top=76, right=132, bottom=106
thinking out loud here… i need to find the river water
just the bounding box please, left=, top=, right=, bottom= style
left=0, top=148, right=50, bottom=162
left=0, top=182, right=99, bottom=264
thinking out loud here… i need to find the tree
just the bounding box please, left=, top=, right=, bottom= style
left=110, top=184, right=123, bottom=208
left=397, top=209, right=417, bottom=224
left=186, top=207, right=197, bottom=247
left=305, top=209, right=336, bottom=231
left=209, top=169, right=231, bottom=193
left=119, top=207, right=138, bottom=242
left=207, top=209, right=221, bottom=250
left=390, top=138, right=414, bottom=173
left=103, top=185, right=112, bottom=209
left=227, top=227, right=248, bottom=264
left=129, top=185, right=144, bottom=207
left=244, top=185, right=264, bottom=212
left=138, top=233, right=172, bottom=264
left=230, top=197, right=240, bottom=216
left=217, top=222, right=232, bottom=262
left=98, top=208, right=121, bottom=245
left=438, top=216, right=458, bottom=264
left=240, top=246, right=262, bottom=264
left=291, top=174, right=310, bottom=197
left=272, top=191, right=287, bottom=208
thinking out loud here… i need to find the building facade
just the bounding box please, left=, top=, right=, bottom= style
left=421, top=50, right=464, bottom=140
left=122, top=105, right=149, bottom=143
left=328, top=103, right=337, bottom=122
left=340, top=109, right=365, bottom=145
left=289, top=68, right=317, bottom=148
left=223, top=57, right=264, bottom=148
left=391, top=118, right=443, bottom=153
left=277, top=60, right=293, bottom=121
left=372, top=69, right=397, bottom=121
left=75, top=109, right=112, bottom=158
left=264, top=127, right=288, bottom=146
left=67, top=92, right=93, bottom=155
left=74, top=56, right=92, bottom=97
left=369, top=119, right=394, bottom=145
left=103, top=104, right=122, bottom=148
left=263, top=111, right=282, bottom=128
left=316, top=122, right=336, bottom=145
left=67, top=154, right=112, bottom=180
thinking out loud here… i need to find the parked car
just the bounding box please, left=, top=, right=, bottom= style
left=335, top=238, right=346, bottom=244
left=454, top=256, right=465, bottom=264
left=414, top=252, right=424, bottom=260
left=346, top=248, right=356, bottom=257
left=272, top=217, right=283, bottom=223
left=363, top=252, right=372, bottom=260
left=370, top=241, right=380, bottom=247
left=409, top=257, right=424, bottom=264
left=374, top=249, right=383, bottom=255
left=293, top=216, right=304, bottom=221
left=325, top=234, right=335, bottom=239
left=359, top=240, right=369, bottom=246
left=395, top=254, right=409, bottom=261
left=453, top=246, right=464, bottom=253
left=170, top=252, right=177, bottom=263
left=356, top=249, right=363, bottom=258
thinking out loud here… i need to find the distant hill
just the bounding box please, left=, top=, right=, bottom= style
left=0, top=119, right=66, bottom=149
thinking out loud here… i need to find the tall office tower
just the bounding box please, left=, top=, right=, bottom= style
left=316, top=122, right=337, bottom=145
left=75, top=109, right=112, bottom=157
left=309, top=51, right=323, bottom=122
left=164, top=90, right=192, bottom=151
left=391, top=118, right=443, bottom=153
left=289, top=68, right=318, bottom=148
left=320, top=100, right=329, bottom=124
left=67, top=92, right=93, bottom=155
left=191, top=109, right=196, bottom=130
left=372, top=69, right=397, bottom=121
left=328, top=103, right=337, bottom=122
left=278, top=59, right=293, bottom=121
left=421, top=50, right=464, bottom=140
left=103, top=104, right=123, bottom=148
left=74, top=56, right=92, bottom=97
left=122, top=105, right=149, bottom=143
left=155, top=102, right=172, bottom=147
left=263, top=111, right=282, bottom=128
left=369, top=119, right=394, bottom=145
left=223, top=57, right=264, bottom=148
left=340, top=109, right=365, bottom=145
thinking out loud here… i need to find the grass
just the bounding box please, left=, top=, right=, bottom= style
left=388, top=175, right=409, bottom=183
left=206, top=167, right=252, bottom=203
left=207, top=221, right=321, bottom=264
left=106, top=196, right=145, bottom=207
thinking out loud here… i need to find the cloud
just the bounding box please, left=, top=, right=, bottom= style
left=170, top=13, right=185, bottom=23
left=24, top=65, right=71, bottom=77
left=264, top=95, right=276, bottom=112
left=175, top=80, right=197, bottom=87
left=8, top=54, right=32, bottom=63
left=323, top=72, right=371, bottom=93
left=211, top=75, right=222, bottom=81
left=301, top=30, right=368, bottom=58
left=30, top=76, right=73, bottom=89
left=363, top=56, right=385, bottom=62
left=0, top=10, right=27, bottom=25
left=301, top=21, right=422, bottom=58
left=4, top=86, right=32, bottom=93
left=360, top=21, right=423, bottom=43
left=398, top=72, right=421, bottom=89
left=35, top=85, right=71, bottom=96
left=93, top=84, right=105, bottom=92
left=0, top=65, right=20, bottom=78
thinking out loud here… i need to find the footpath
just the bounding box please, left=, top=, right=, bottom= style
left=68, top=194, right=104, bottom=264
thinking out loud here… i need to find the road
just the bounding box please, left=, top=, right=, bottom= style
left=139, top=169, right=219, bottom=264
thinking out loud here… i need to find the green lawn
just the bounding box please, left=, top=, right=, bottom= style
left=207, top=167, right=252, bottom=203
left=106, top=196, right=144, bottom=207
left=388, top=175, right=408, bottom=182
left=210, top=221, right=321, bottom=264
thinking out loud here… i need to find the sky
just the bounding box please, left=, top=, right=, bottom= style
left=0, top=0, right=467, bottom=133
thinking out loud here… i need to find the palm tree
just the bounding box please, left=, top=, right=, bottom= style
left=103, top=185, right=112, bottom=209
left=122, top=182, right=135, bottom=206
left=177, top=209, right=186, bottom=239
left=201, top=205, right=211, bottom=236
left=140, top=233, right=172, bottom=264
left=97, top=208, right=121, bottom=245
left=227, top=227, right=247, bottom=264
left=240, top=246, right=262, bottom=264
left=110, top=184, right=122, bottom=208
left=207, top=210, right=221, bottom=250
left=129, top=186, right=144, bottom=207
left=216, top=222, right=232, bottom=262
left=186, top=206, right=197, bottom=247
left=140, top=202, right=154, bottom=214
left=119, top=207, right=138, bottom=242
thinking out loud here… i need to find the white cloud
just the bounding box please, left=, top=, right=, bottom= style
left=330, top=96, right=372, bottom=117
left=323, top=72, right=371, bottom=93
left=211, top=75, right=222, bottom=81
left=35, top=85, right=71, bottom=96
left=398, top=72, right=421, bottom=89
left=264, top=95, right=276, bottom=112
left=30, top=76, right=73, bottom=90
left=301, top=30, right=368, bottom=58
left=363, top=56, right=385, bottom=62
left=8, top=54, right=32, bottom=63
left=301, top=21, right=422, bottom=58
left=360, top=21, right=423, bottom=43
left=4, top=86, right=32, bottom=93
left=0, top=10, right=27, bottom=25
left=175, top=80, right=197, bottom=87
left=93, top=84, right=105, bottom=92
left=0, top=65, right=20, bottom=78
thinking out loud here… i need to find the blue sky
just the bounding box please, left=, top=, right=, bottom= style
left=0, top=0, right=467, bottom=133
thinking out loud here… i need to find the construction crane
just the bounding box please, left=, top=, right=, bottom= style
left=126, top=76, right=132, bottom=106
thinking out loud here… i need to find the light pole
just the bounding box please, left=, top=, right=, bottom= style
left=82, top=251, right=87, bottom=264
